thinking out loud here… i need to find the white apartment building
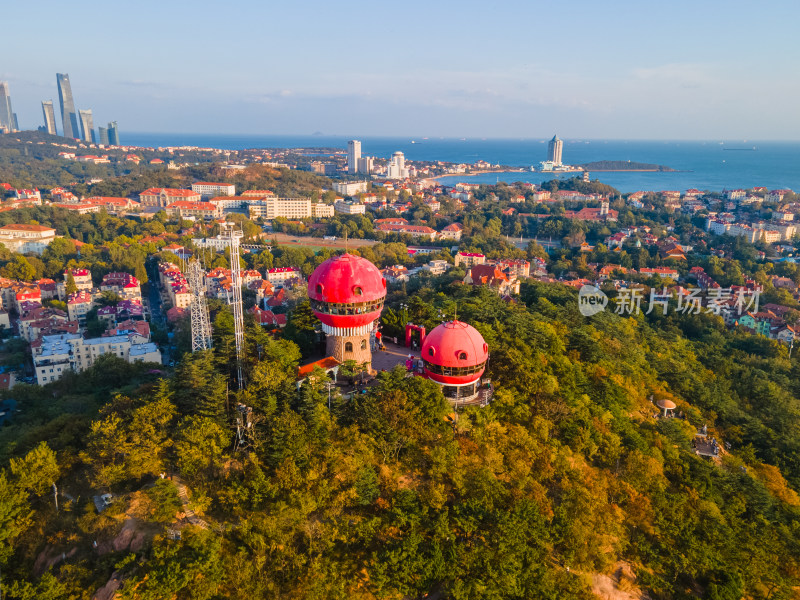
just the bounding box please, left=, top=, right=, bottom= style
left=33, top=333, right=162, bottom=384
left=386, top=152, right=409, bottom=179
left=194, top=235, right=232, bottom=251
left=708, top=220, right=731, bottom=235
left=247, top=197, right=312, bottom=220
left=191, top=182, right=236, bottom=199
left=357, top=157, right=374, bottom=175
left=312, top=203, right=334, bottom=218
left=753, top=221, right=796, bottom=241
left=333, top=181, right=369, bottom=195
left=0, top=224, right=57, bottom=255
left=334, top=200, right=366, bottom=215
left=266, top=267, right=302, bottom=285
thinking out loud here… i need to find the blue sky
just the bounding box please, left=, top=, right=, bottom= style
left=4, top=0, right=800, bottom=139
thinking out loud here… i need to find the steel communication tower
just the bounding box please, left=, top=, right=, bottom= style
left=222, top=223, right=245, bottom=388
left=188, top=259, right=212, bottom=352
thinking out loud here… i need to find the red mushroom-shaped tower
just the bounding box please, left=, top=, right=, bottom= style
left=421, top=320, right=489, bottom=403
left=308, top=253, right=386, bottom=369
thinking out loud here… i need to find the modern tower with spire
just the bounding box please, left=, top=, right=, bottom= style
left=547, top=135, right=563, bottom=166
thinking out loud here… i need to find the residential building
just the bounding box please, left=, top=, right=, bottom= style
left=41, top=100, right=57, bottom=135
left=0, top=224, right=57, bottom=254
left=194, top=235, right=232, bottom=252
left=357, top=156, right=374, bottom=175
left=241, top=190, right=275, bottom=198
left=726, top=189, right=746, bottom=201
left=333, top=181, right=368, bottom=195
left=423, top=260, right=450, bottom=275
left=53, top=203, right=101, bottom=214
left=464, top=264, right=520, bottom=295
left=493, top=259, right=531, bottom=278
left=100, top=272, right=141, bottom=300
left=382, top=265, right=411, bottom=283
left=33, top=333, right=161, bottom=384
left=57, top=73, right=80, bottom=139
left=312, top=202, right=334, bottom=218
left=66, top=291, right=94, bottom=322
left=347, top=140, right=361, bottom=174
left=208, top=195, right=245, bottom=210
left=166, top=201, right=221, bottom=220
left=334, top=200, right=366, bottom=215
left=266, top=267, right=302, bottom=285
left=247, top=197, right=312, bottom=220
left=138, top=188, right=201, bottom=207
left=439, top=223, right=463, bottom=241
left=563, top=201, right=618, bottom=222
left=375, top=223, right=437, bottom=240
left=57, top=268, right=93, bottom=300
left=84, top=196, right=139, bottom=214
left=454, top=252, right=486, bottom=268
left=191, top=182, right=236, bottom=199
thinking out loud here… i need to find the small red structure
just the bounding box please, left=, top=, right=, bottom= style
left=421, top=320, right=489, bottom=404
left=405, top=323, right=426, bottom=348
left=307, top=253, right=386, bottom=370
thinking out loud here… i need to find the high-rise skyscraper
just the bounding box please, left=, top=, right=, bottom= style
left=107, top=121, right=119, bottom=145
left=57, top=73, right=80, bottom=139
left=347, top=140, right=361, bottom=173
left=12, top=114, right=18, bottom=131
left=0, top=81, right=14, bottom=132
left=78, top=109, right=96, bottom=143
left=98, top=126, right=109, bottom=146
left=42, top=101, right=57, bottom=135
left=547, top=135, right=563, bottom=166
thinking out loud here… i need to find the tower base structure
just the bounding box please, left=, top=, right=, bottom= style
left=326, top=333, right=373, bottom=373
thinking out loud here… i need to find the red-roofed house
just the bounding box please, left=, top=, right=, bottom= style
left=464, top=264, right=520, bottom=295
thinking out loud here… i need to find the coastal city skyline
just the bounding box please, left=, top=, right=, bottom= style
left=3, top=0, right=800, bottom=139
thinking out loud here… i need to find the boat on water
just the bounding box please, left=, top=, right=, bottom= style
left=722, top=146, right=757, bottom=151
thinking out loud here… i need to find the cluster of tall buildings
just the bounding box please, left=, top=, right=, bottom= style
left=0, top=74, right=119, bottom=145
left=49, top=73, right=119, bottom=144
left=347, top=140, right=374, bottom=175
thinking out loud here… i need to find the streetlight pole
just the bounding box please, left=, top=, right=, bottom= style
left=325, top=380, right=334, bottom=411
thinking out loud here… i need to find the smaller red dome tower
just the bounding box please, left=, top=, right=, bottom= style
left=421, top=320, right=489, bottom=404
left=308, top=253, right=386, bottom=370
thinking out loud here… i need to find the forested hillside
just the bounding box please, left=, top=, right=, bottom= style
left=1, top=274, right=799, bottom=599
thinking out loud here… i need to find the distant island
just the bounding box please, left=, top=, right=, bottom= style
left=577, top=160, right=675, bottom=172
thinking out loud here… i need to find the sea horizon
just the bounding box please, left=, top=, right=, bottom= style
left=119, top=133, right=800, bottom=194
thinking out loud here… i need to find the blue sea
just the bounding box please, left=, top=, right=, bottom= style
left=121, top=133, right=800, bottom=194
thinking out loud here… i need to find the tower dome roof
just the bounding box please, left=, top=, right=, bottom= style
left=308, top=253, right=386, bottom=304
left=307, top=253, right=386, bottom=331
left=422, top=320, right=488, bottom=368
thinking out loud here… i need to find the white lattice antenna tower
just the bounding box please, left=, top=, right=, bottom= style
left=222, top=223, right=245, bottom=388
left=188, top=259, right=212, bottom=352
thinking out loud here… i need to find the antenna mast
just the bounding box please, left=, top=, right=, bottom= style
left=188, top=258, right=212, bottom=352
left=222, top=222, right=245, bottom=388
